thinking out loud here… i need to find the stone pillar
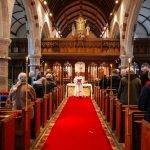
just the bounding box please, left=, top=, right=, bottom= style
left=0, top=38, right=11, bottom=91
left=29, top=55, right=41, bottom=73
left=120, top=54, right=133, bottom=68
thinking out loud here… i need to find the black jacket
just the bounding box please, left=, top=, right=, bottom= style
left=139, top=81, right=150, bottom=122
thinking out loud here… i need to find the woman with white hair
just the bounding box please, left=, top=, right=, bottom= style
left=8, top=72, right=36, bottom=118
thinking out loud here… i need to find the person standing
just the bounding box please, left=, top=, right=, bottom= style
left=118, top=67, right=141, bottom=105
left=74, top=72, right=84, bottom=98
left=8, top=72, right=36, bottom=118
left=139, top=70, right=150, bottom=122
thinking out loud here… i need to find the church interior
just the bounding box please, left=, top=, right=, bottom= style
left=0, top=0, right=150, bottom=150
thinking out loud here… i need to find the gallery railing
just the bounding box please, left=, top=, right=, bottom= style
left=41, top=38, right=120, bottom=55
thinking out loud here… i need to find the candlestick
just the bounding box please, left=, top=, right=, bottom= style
left=110, top=64, right=113, bottom=95
left=26, top=56, right=28, bottom=110
left=128, top=58, right=131, bottom=109
left=102, top=66, right=104, bottom=89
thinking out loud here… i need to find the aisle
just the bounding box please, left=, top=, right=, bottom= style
left=42, top=96, right=113, bottom=150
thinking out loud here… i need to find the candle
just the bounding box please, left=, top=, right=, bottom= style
left=26, top=56, right=28, bottom=62
left=128, top=58, right=131, bottom=63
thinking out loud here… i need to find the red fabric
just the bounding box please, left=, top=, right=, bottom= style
left=43, top=96, right=112, bottom=150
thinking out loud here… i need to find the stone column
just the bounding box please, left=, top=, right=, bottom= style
left=0, top=38, right=11, bottom=91
left=29, top=55, right=41, bottom=72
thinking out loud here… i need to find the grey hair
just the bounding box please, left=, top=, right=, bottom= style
left=18, top=72, right=26, bottom=82
left=29, top=71, right=35, bottom=77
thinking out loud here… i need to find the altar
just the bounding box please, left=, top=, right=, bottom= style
left=66, top=83, right=93, bottom=98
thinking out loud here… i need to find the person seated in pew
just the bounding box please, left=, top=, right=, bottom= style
left=33, top=72, right=45, bottom=98
left=45, top=73, right=56, bottom=94
left=8, top=72, right=36, bottom=119
left=139, top=70, right=150, bottom=122
left=118, top=67, right=142, bottom=105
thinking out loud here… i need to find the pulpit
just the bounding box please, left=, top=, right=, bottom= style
left=66, top=83, right=92, bottom=98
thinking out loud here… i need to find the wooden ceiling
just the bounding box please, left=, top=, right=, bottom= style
left=47, top=0, right=120, bottom=37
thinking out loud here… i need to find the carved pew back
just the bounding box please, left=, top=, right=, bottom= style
left=116, top=100, right=138, bottom=143
left=0, top=113, right=14, bottom=150
left=125, top=109, right=145, bottom=150
left=141, top=119, right=150, bottom=150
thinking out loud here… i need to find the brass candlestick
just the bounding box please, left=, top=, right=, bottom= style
left=128, top=58, right=131, bottom=110
left=110, top=64, right=113, bottom=95
left=26, top=56, right=28, bottom=110
left=127, top=57, right=131, bottom=135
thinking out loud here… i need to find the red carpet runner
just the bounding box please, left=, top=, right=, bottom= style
left=43, top=97, right=112, bottom=150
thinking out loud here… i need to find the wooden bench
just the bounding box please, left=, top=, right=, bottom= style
left=105, top=89, right=117, bottom=122
left=141, top=119, right=150, bottom=150
left=125, top=109, right=145, bottom=150
left=109, top=96, right=116, bottom=130
left=0, top=113, right=14, bottom=150
left=0, top=108, right=31, bottom=150
left=100, top=89, right=105, bottom=113
left=31, top=99, right=41, bottom=139
left=115, top=101, right=138, bottom=143
left=40, top=96, right=47, bottom=127
left=105, top=94, right=110, bottom=122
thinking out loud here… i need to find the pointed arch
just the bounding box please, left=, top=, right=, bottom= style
left=122, top=0, right=143, bottom=55
left=41, top=22, right=50, bottom=39
left=110, top=22, right=120, bottom=39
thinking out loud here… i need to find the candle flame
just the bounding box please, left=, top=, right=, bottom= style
left=128, top=58, right=131, bottom=63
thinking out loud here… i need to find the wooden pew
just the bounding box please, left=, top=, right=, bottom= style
left=125, top=109, right=145, bottom=150
left=109, top=96, right=116, bottom=130
left=101, top=89, right=105, bottom=113
left=141, top=119, right=150, bottom=150
left=0, top=113, right=14, bottom=150
left=105, top=89, right=117, bottom=122
left=52, top=89, right=57, bottom=113
left=115, top=101, right=138, bottom=143
left=41, top=96, right=47, bottom=127
left=105, top=94, right=110, bottom=122
left=31, top=99, right=41, bottom=139
left=0, top=108, right=31, bottom=150
left=15, top=108, right=31, bottom=150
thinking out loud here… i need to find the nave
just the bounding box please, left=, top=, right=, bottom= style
left=33, top=96, right=114, bottom=150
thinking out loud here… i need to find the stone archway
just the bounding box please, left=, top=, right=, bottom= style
left=120, top=0, right=143, bottom=67
left=22, top=0, right=42, bottom=71
left=41, top=22, right=50, bottom=39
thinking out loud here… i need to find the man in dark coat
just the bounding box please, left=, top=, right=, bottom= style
left=139, top=71, right=150, bottom=122
left=118, top=67, right=141, bottom=105
left=107, top=69, right=120, bottom=93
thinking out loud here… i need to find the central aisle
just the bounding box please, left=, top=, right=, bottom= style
left=43, top=96, right=112, bottom=150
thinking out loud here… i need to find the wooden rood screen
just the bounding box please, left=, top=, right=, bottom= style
left=41, top=38, right=120, bottom=55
